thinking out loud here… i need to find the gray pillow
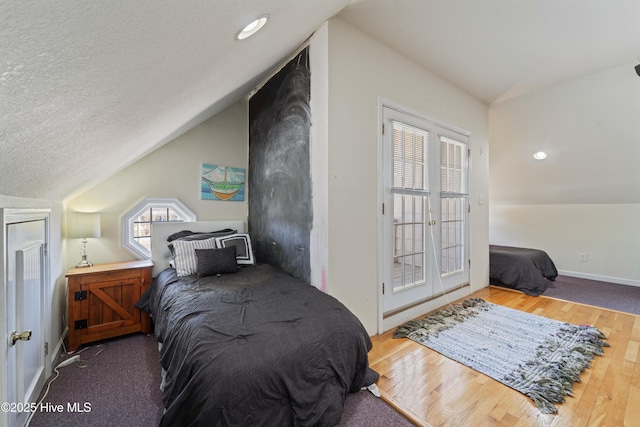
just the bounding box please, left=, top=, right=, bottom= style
left=195, top=246, right=239, bottom=277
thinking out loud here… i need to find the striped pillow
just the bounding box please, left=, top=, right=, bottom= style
left=171, top=237, right=218, bottom=276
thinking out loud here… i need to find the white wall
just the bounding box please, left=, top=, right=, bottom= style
left=309, top=23, right=330, bottom=292
left=66, top=101, right=248, bottom=268
left=489, top=64, right=640, bottom=205
left=490, top=204, right=640, bottom=286
left=323, top=18, right=490, bottom=335
left=489, top=64, right=640, bottom=285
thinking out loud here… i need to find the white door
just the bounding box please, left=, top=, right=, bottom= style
left=381, top=106, right=469, bottom=314
left=382, top=108, right=435, bottom=313
left=5, top=219, right=46, bottom=427
left=436, top=128, right=470, bottom=292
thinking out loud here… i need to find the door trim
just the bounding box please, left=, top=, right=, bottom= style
left=377, top=98, right=471, bottom=334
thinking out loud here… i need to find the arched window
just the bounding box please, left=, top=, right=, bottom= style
left=121, top=198, right=196, bottom=259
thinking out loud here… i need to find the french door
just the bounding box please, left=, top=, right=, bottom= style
left=381, top=105, right=469, bottom=314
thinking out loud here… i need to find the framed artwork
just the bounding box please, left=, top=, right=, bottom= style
left=201, top=164, right=245, bottom=201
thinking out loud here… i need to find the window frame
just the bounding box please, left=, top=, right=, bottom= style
left=121, top=198, right=196, bottom=259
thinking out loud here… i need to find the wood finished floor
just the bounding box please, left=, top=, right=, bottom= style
left=370, top=286, right=640, bottom=427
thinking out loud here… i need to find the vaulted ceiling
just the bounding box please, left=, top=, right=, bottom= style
left=0, top=0, right=351, bottom=201
left=2, top=0, right=639, bottom=202
left=339, top=0, right=640, bottom=205
left=340, top=0, right=640, bottom=105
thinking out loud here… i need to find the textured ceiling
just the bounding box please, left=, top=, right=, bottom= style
left=0, top=0, right=351, bottom=201
left=2, top=0, right=639, bottom=202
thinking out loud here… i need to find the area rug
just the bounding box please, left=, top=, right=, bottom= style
left=394, top=298, right=609, bottom=414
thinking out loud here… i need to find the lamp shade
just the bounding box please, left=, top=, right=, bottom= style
left=68, top=212, right=101, bottom=239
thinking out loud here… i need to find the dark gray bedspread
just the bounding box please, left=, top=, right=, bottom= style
left=137, top=264, right=378, bottom=427
left=489, top=245, right=558, bottom=296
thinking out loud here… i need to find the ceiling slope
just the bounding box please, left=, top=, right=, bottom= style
left=339, top=0, right=640, bottom=206
left=339, top=0, right=640, bottom=105
left=0, top=0, right=350, bottom=201
left=3, top=0, right=639, bottom=203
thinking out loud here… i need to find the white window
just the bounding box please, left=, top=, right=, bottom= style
left=121, top=198, right=196, bottom=259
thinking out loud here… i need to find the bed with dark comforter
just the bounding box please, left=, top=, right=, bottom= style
left=489, top=245, right=558, bottom=296
left=137, top=263, right=378, bottom=427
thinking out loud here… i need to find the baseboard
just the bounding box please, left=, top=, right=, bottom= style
left=50, top=327, right=68, bottom=368
left=381, top=285, right=471, bottom=333
left=558, top=270, right=640, bottom=288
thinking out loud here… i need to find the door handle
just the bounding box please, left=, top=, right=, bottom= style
left=10, top=330, right=31, bottom=346
left=429, top=220, right=436, bottom=225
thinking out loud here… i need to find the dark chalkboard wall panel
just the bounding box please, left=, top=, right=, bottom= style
left=248, top=48, right=311, bottom=283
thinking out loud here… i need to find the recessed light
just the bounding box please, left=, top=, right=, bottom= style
left=533, top=151, right=547, bottom=160
left=236, top=15, right=269, bottom=40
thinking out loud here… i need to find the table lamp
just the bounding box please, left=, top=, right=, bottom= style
left=68, top=212, right=101, bottom=267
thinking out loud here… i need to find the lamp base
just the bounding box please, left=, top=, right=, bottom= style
left=75, top=256, right=93, bottom=268
left=76, top=239, right=93, bottom=268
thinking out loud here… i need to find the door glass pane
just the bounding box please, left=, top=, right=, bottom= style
left=413, top=254, right=424, bottom=283
left=440, top=136, right=467, bottom=194
left=404, top=224, right=414, bottom=254
left=392, top=197, right=427, bottom=291
left=404, top=195, right=413, bottom=222
left=391, top=120, right=429, bottom=292
left=415, top=224, right=423, bottom=252
left=393, top=257, right=403, bottom=288
left=393, top=121, right=429, bottom=191
left=403, top=256, right=414, bottom=286
left=393, top=159, right=403, bottom=188
left=440, top=197, right=465, bottom=276
left=439, top=134, right=467, bottom=278
left=414, top=196, right=424, bottom=222
left=393, top=194, right=403, bottom=257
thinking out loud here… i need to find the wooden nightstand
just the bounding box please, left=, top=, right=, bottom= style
left=66, top=260, right=153, bottom=352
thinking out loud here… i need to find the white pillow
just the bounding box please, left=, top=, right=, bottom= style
left=171, top=237, right=218, bottom=276
left=214, top=233, right=255, bottom=265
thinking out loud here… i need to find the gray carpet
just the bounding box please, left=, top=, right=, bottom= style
left=29, top=334, right=414, bottom=427
left=543, top=275, right=640, bottom=315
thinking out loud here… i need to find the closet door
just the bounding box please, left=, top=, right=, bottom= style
left=5, top=218, right=46, bottom=427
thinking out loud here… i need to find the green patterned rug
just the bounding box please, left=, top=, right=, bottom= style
left=394, top=298, right=609, bottom=414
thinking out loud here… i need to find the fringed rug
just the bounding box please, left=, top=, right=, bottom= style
left=394, top=298, right=609, bottom=414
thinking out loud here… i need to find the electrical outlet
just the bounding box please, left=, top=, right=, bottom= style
left=578, top=253, right=588, bottom=262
